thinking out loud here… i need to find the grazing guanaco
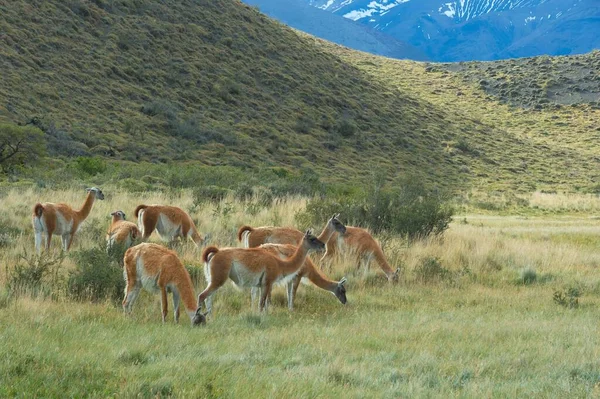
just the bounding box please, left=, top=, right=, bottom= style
left=32, top=187, right=105, bottom=253
left=324, top=226, right=400, bottom=282
left=106, top=210, right=140, bottom=250
left=134, top=204, right=205, bottom=247
left=198, top=230, right=325, bottom=315
left=259, top=243, right=347, bottom=309
left=122, top=243, right=206, bottom=326
left=237, top=213, right=345, bottom=248
left=238, top=214, right=348, bottom=309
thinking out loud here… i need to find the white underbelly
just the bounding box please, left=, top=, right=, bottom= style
left=229, top=261, right=264, bottom=288
left=156, top=214, right=180, bottom=240
left=54, top=213, right=74, bottom=235
left=136, top=258, right=160, bottom=293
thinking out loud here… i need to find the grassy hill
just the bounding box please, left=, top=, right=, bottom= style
left=1, top=0, right=599, bottom=192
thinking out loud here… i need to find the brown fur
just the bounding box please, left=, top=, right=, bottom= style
left=260, top=243, right=347, bottom=308
left=32, top=188, right=104, bottom=252
left=238, top=214, right=344, bottom=248
left=122, top=243, right=204, bottom=326
left=324, top=226, right=399, bottom=281
left=237, top=225, right=253, bottom=243
left=106, top=211, right=140, bottom=249
left=135, top=204, right=204, bottom=247
left=198, top=231, right=325, bottom=313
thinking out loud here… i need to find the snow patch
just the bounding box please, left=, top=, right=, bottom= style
left=343, top=0, right=410, bottom=21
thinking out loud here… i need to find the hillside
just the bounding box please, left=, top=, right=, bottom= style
left=1, top=0, right=599, bottom=192
left=241, top=0, right=427, bottom=60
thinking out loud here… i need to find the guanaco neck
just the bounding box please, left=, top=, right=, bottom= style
left=277, top=242, right=311, bottom=275
left=177, top=275, right=199, bottom=320
left=76, top=192, right=96, bottom=220
left=306, top=263, right=338, bottom=292
left=316, top=222, right=335, bottom=244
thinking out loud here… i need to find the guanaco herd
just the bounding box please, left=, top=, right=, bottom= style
left=32, top=187, right=399, bottom=326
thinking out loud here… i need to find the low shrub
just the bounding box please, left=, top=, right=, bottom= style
left=414, top=257, right=451, bottom=283
left=68, top=246, right=125, bottom=304
left=6, top=252, right=65, bottom=298
left=553, top=286, right=581, bottom=309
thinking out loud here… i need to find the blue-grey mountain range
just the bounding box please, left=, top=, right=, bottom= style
left=245, top=0, right=600, bottom=61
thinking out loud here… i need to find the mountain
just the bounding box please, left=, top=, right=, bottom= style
left=241, top=0, right=427, bottom=60
left=1, top=0, right=599, bottom=192
left=303, top=0, right=600, bottom=61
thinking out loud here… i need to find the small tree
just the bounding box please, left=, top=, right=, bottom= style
left=0, top=123, right=46, bottom=172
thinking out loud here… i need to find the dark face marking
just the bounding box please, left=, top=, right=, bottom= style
left=335, top=284, right=347, bottom=304
left=332, top=218, right=346, bottom=234
left=192, top=310, right=207, bottom=326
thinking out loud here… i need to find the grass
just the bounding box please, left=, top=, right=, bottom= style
left=2, top=187, right=600, bottom=396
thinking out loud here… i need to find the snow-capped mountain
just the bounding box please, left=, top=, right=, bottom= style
left=303, top=0, right=600, bottom=61
left=242, top=0, right=427, bottom=60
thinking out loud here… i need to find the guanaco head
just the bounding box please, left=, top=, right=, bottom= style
left=302, top=229, right=326, bottom=252
left=110, top=210, right=126, bottom=220
left=389, top=267, right=400, bottom=283
left=333, top=277, right=348, bottom=305
left=86, top=187, right=105, bottom=200
left=192, top=308, right=208, bottom=326
left=329, top=213, right=346, bottom=235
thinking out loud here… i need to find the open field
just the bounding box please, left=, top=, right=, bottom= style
left=2, top=187, right=600, bottom=397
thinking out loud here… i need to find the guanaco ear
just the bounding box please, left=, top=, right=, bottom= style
left=110, top=211, right=116, bottom=216
left=305, top=229, right=313, bottom=237
left=339, top=277, right=347, bottom=286
left=334, top=213, right=340, bottom=219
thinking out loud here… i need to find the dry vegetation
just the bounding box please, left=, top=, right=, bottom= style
left=2, top=187, right=600, bottom=397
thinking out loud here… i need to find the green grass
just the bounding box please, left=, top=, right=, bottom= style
left=2, top=283, right=599, bottom=397
left=3, top=188, right=600, bottom=396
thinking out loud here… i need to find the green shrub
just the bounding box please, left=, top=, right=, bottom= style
left=519, top=267, right=537, bottom=285
left=7, top=252, right=65, bottom=297
left=192, top=185, right=232, bottom=205
left=73, top=156, right=107, bottom=176
left=553, top=286, right=581, bottom=309
left=335, top=118, right=357, bottom=137
left=296, top=178, right=453, bottom=239
left=68, top=247, right=125, bottom=304
left=414, top=257, right=451, bottom=283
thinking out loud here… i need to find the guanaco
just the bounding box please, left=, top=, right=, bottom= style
left=324, top=226, right=400, bottom=282
left=198, top=230, right=325, bottom=315
left=106, top=210, right=140, bottom=250
left=237, top=213, right=345, bottom=248
left=32, top=187, right=104, bottom=253
left=259, top=243, right=347, bottom=309
left=238, top=214, right=348, bottom=309
left=134, top=204, right=205, bottom=247
left=122, top=243, right=206, bottom=326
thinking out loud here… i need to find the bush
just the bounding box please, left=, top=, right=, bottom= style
left=68, top=247, right=125, bottom=304
left=73, top=156, right=107, bottom=176
left=7, top=252, right=65, bottom=297
left=296, top=177, right=453, bottom=239
left=0, top=123, right=46, bottom=172
left=553, top=287, right=581, bottom=309
left=192, top=185, right=232, bottom=205
left=335, top=118, right=357, bottom=137
left=519, top=267, right=537, bottom=285
left=414, top=257, right=451, bottom=283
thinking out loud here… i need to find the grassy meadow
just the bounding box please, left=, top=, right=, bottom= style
left=2, top=187, right=600, bottom=397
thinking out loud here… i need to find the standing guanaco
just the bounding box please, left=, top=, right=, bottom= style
left=198, top=230, right=325, bottom=315
left=122, top=243, right=206, bottom=326
left=324, top=227, right=400, bottom=282
left=134, top=204, right=205, bottom=247
left=32, top=187, right=104, bottom=252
